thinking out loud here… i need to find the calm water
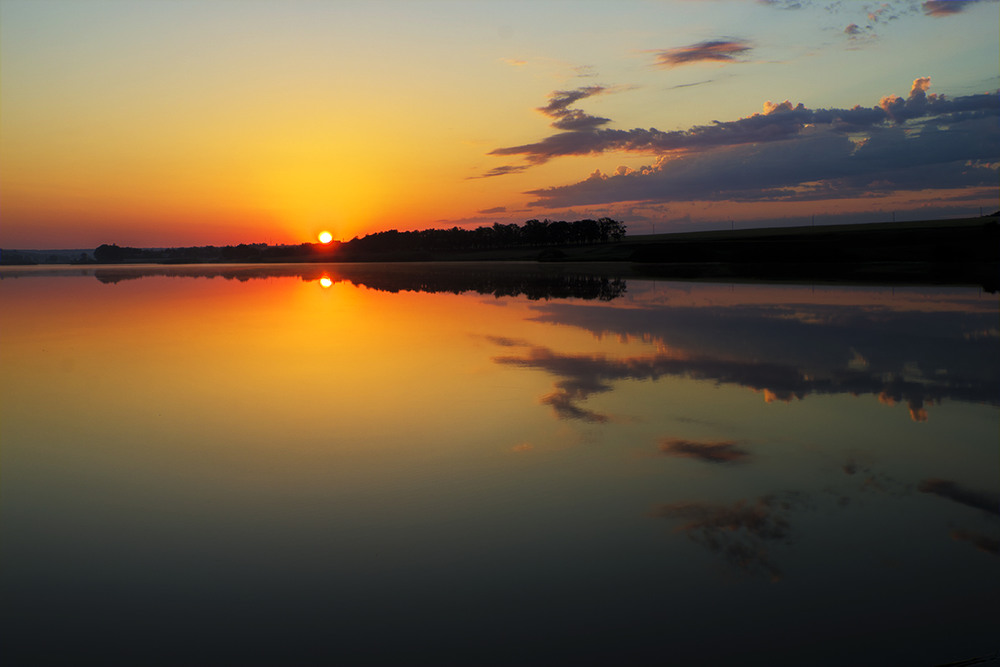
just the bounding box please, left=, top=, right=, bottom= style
left=2, top=264, right=998, bottom=666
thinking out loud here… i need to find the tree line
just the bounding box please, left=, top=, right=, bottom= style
left=343, top=218, right=626, bottom=254
left=93, top=218, right=627, bottom=263
left=93, top=242, right=317, bottom=263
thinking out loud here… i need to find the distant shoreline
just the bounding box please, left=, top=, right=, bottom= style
left=2, top=215, right=997, bottom=290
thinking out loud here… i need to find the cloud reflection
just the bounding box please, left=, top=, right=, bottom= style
left=526, top=297, right=1000, bottom=422
left=491, top=338, right=974, bottom=424
left=659, top=438, right=751, bottom=464
left=493, top=342, right=819, bottom=422
left=657, top=469, right=1000, bottom=578
left=949, top=529, right=1000, bottom=556
left=652, top=493, right=805, bottom=581
left=918, top=479, right=1000, bottom=516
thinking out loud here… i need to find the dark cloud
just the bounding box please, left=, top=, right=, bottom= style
left=484, top=335, right=530, bottom=347
left=865, top=2, right=908, bottom=23
left=526, top=112, right=999, bottom=207
left=550, top=109, right=612, bottom=132
left=922, top=0, right=990, bottom=16
left=875, top=75, right=964, bottom=122
left=652, top=493, right=805, bottom=580
left=537, top=86, right=611, bottom=131
left=490, top=131, right=620, bottom=165
left=660, top=438, right=752, bottom=464
left=537, top=87, right=601, bottom=116
left=494, top=84, right=895, bottom=168
left=757, top=0, right=803, bottom=8
left=667, top=79, right=714, bottom=90
left=477, top=206, right=507, bottom=214
left=475, top=87, right=612, bottom=175
left=490, top=102, right=822, bottom=165
left=467, top=164, right=530, bottom=179
left=491, top=77, right=997, bottom=163
left=483, top=77, right=999, bottom=205
left=844, top=23, right=863, bottom=35
left=654, top=40, right=753, bottom=68
left=918, top=479, right=1000, bottom=516
left=950, top=529, right=1000, bottom=556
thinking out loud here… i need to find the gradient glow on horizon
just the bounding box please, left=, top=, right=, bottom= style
left=1, top=0, right=998, bottom=248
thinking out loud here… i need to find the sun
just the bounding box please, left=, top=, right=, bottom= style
left=318, top=231, right=333, bottom=244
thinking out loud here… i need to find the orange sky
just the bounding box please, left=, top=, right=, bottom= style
left=1, top=0, right=997, bottom=248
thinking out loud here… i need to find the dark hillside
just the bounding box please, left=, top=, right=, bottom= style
left=543, top=215, right=999, bottom=290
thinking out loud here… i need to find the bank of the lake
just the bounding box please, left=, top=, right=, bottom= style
left=450, top=215, right=1000, bottom=290
left=3, top=215, right=997, bottom=289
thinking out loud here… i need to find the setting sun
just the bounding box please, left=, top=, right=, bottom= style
left=318, top=231, right=333, bottom=244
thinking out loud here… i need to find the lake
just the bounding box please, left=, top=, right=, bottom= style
left=2, top=263, right=997, bottom=666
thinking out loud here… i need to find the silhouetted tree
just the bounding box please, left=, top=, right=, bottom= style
left=94, top=244, right=125, bottom=262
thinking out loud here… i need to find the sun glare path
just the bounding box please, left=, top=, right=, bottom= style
left=318, top=231, right=333, bottom=244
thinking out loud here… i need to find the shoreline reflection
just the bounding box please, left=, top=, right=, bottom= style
left=81, top=264, right=629, bottom=301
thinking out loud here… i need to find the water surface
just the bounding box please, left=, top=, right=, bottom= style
left=2, top=264, right=997, bottom=666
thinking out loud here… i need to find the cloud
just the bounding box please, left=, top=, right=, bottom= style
left=537, top=86, right=602, bottom=117
left=877, top=75, right=952, bottom=121
left=654, top=40, right=753, bottom=68
left=467, top=164, right=531, bottom=179
left=484, top=335, right=531, bottom=347
left=668, top=79, right=714, bottom=90
left=918, top=479, right=1000, bottom=515
left=922, top=0, right=992, bottom=16
left=652, top=493, right=805, bottom=580
left=523, top=81, right=999, bottom=207
left=477, top=206, right=507, bottom=214
left=659, top=438, right=752, bottom=464
left=866, top=2, right=907, bottom=23
left=757, top=0, right=803, bottom=8
left=489, top=77, right=998, bottom=178
left=490, top=98, right=821, bottom=166
left=525, top=127, right=998, bottom=207
left=833, top=1, right=924, bottom=41
left=474, top=86, right=614, bottom=175
left=537, top=86, right=611, bottom=131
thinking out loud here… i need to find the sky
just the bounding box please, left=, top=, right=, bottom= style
left=1, top=0, right=998, bottom=248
